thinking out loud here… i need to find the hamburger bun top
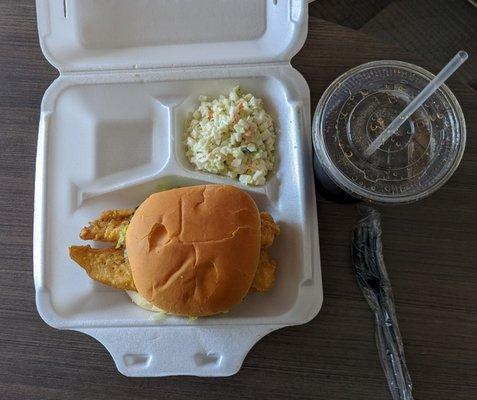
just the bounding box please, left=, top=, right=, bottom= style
left=125, top=185, right=261, bottom=317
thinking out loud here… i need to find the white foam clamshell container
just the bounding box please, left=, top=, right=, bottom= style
left=34, top=0, right=322, bottom=377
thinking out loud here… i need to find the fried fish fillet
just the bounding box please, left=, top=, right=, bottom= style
left=260, top=212, right=280, bottom=248
left=70, top=244, right=276, bottom=293
left=69, top=245, right=136, bottom=291
left=79, top=209, right=134, bottom=243
left=251, top=250, right=277, bottom=292
left=71, top=210, right=279, bottom=293
left=81, top=209, right=280, bottom=248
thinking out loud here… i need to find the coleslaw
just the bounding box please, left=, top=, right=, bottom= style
left=184, top=86, right=276, bottom=186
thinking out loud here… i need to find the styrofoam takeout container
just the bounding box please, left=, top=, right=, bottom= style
left=34, top=0, right=322, bottom=376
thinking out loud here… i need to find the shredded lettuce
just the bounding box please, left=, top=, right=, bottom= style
left=115, top=221, right=129, bottom=249
left=155, top=182, right=178, bottom=192
left=148, top=311, right=167, bottom=323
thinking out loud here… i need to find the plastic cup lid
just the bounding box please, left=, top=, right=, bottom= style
left=312, top=60, right=466, bottom=203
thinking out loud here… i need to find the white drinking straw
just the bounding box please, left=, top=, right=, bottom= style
left=364, top=51, right=468, bottom=158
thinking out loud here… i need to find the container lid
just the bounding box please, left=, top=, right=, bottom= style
left=313, top=60, right=466, bottom=204
left=36, top=0, right=308, bottom=72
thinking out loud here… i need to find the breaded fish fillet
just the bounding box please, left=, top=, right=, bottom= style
left=251, top=250, right=277, bottom=292
left=70, top=244, right=276, bottom=293
left=71, top=210, right=279, bottom=293
left=69, top=245, right=136, bottom=291
left=80, top=209, right=134, bottom=243
left=260, top=212, right=280, bottom=248
left=80, top=209, right=280, bottom=248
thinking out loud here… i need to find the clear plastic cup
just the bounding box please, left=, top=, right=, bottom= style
left=312, top=60, right=466, bottom=204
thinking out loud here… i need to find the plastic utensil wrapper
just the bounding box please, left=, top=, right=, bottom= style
left=352, top=207, right=414, bottom=400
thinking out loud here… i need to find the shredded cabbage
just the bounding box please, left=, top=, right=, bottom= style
left=184, top=86, right=276, bottom=186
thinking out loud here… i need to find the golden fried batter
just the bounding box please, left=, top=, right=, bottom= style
left=69, top=245, right=136, bottom=291
left=260, top=212, right=280, bottom=248
left=251, top=250, right=277, bottom=292
left=80, top=209, right=134, bottom=243
left=81, top=209, right=279, bottom=248
left=71, top=209, right=280, bottom=293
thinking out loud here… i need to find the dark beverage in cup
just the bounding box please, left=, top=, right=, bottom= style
left=312, top=61, right=466, bottom=204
